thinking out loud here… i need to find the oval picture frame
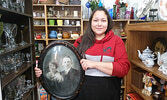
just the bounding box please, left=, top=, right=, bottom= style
left=39, top=40, right=84, bottom=99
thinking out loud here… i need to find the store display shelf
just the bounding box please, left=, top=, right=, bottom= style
left=2, top=61, right=35, bottom=88
left=0, top=44, right=33, bottom=56
left=128, top=21, right=167, bottom=31
left=130, top=84, right=153, bottom=100
left=131, top=59, right=167, bottom=81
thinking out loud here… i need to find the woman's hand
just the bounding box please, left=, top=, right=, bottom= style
left=80, top=59, right=95, bottom=71
left=35, top=67, right=42, bottom=77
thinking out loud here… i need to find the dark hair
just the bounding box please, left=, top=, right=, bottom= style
left=77, top=7, right=113, bottom=55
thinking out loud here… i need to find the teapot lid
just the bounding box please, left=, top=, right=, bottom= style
left=143, top=46, right=152, bottom=53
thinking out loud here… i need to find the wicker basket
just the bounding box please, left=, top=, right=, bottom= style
left=131, top=68, right=146, bottom=89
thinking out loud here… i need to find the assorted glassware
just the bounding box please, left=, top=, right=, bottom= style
left=0, top=22, right=29, bottom=54
left=4, top=75, right=34, bottom=100
left=0, top=51, right=31, bottom=77
left=0, top=0, right=25, bottom=13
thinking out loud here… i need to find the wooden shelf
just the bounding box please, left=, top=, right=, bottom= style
left=0, top=6, right=32, bottom=18
left=33, top=17, right=45, bottom=19
left=47, top=17, right=81, bottom=19
left=131, top=59, right=167, bottom=81
left=130, top=84, right=153, bottom=100
left=128, top=21, right=167, bottom=31
left=82, top=19, right=146, bottom=22
left=2, top=61, right=35, bottom=88
left=48, top=38, right=76, bottom=41
left=34, top=25, right=45, bottom=27
left=0, top=44, right=33, bottom=56
left=45, top=4, right=81, bottom=7
left=35, top=39, right=46, bottom=41
left=47, top=25, right=81, bottom=27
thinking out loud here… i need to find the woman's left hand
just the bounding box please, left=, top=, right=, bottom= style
left=80, top=59, right=95, bottom=71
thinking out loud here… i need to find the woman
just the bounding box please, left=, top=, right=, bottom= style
left=73, top=7, right=130, bottom=100
left=35, top=7, right=130, bottom=100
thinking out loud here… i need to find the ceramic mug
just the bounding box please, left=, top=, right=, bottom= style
left=49, top=20, right=55, bottom=25
left=57, top=20, right=63, bottom=26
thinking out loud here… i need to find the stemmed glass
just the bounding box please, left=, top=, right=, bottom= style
left=3, top=23, right=18, bottom=49
left=19, top=25, right=27, bottom=46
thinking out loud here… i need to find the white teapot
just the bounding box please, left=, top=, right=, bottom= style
left=157, top=52, right=167, bottom=75
left=137, top=46, right=155, bottom=61
left=143, top=57, right=156, bottom=67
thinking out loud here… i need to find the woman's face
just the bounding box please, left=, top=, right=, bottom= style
left=91, top=11, right=108, bottom=39
left=49, top=62, right=57, bottom=73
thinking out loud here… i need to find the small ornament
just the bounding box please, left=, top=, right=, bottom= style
left=86, top=1, right=91, bottom=18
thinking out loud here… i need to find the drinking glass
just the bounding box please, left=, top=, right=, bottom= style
left=19, top=25, right=27, bottom=46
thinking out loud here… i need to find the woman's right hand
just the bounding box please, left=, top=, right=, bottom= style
left=35, top=67, right=42, bottom=77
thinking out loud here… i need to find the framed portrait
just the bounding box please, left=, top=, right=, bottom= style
left=39, top=40, right=84, bottom=99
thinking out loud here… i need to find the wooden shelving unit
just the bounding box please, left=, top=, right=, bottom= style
left=0, top=0, right=37, bottom=99
left=126, top=21, right=167, bottom=99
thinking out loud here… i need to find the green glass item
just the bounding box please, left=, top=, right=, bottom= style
left=113, top=5, right=117, bottom=19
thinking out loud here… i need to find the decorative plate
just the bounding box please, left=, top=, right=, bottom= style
left=39, top=40, right=84, bottom=99
left=151, top=38, right=167, bottom=54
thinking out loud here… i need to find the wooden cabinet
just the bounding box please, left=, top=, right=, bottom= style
left=126, top=21, right=167, bottom=100
left=33, top=4, right=82, bottom=58
left=0, top=0, right=37, bottom=100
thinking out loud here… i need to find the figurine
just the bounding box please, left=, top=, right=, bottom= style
left=142, top=72, right=157, bottom=96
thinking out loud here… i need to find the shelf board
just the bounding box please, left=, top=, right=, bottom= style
left=0, top=44, right=33, bottom=57
left=34, top=25, right=45, bottom=27
left=35, top=39, right=46, bottom=41
left=131, top=59, right=167, bottom=81
left=47, top=25, right=81, bottom=27
left=2, top=61, right=35, bottom=88
left=33, top=17, right=45, bottom=19
left=128, top=21, right=167, bottom=31
left=130, top=84, right=153, bottom=100
left=48, top=38, right=76, bottom=41
left=0, top=6, right=32, bottom=18
left=33, top=4, right=45, bottom=6
left=82, top=19, right=145, bottom=22
left=121, top=86, right=126, bottom=89
left=46, top=4, right=81, bottom=7
left=47, top=17, right=81, bottom=20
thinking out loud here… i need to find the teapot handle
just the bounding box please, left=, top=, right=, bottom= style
left=152, top=52, right=157, bottom=60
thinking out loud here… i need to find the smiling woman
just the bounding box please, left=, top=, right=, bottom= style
left=73, top=7, right=130, bottom=100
